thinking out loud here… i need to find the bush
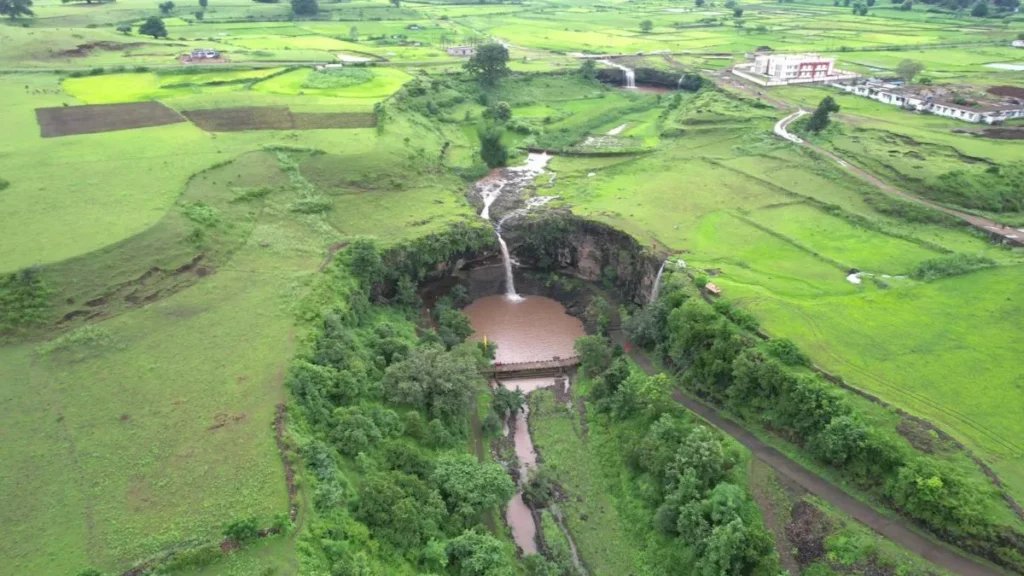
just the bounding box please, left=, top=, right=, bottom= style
left=0, top=267, right=51, bottom=334
left=909, top=254, right=995, bottom=281
left=223, top=516, right=261, bottom=544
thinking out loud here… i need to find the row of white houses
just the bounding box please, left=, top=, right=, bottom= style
left=830, top=80, right=1024, bottom=124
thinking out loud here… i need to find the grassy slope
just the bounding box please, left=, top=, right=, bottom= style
left=547, top=91, right=1024, bottom=509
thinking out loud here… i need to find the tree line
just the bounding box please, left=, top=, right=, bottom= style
left=571, top=334, right=780, bottom=575
left=622, top=275, right=1024, bottom=571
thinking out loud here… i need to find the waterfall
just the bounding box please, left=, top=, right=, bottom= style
left=497, top=234, right=523, bottom=302
left=600, top=60, right=636, bottom=89
left=649, top=260, right=667, bottom=304
left=474, top=153, right=553, bottom=302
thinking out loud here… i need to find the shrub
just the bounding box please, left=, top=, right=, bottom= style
left=909, top=254, right=995, bottom=281
left=223, top=516, right=261, bottom=544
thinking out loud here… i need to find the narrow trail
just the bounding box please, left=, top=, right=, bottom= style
left=608, top=329, right=1008, bottom=576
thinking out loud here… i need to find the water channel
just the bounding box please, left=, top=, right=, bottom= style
left=464, top=295, right=585, bottom=557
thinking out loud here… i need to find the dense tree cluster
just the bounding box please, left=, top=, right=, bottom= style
left=284, top=237, right=524, bottom=575
left=625, top=279, right=1024, bottom=571
left=575, top=336, right=778, bottom=576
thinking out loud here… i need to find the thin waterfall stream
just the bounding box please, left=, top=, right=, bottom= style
left=600, top=59, right=636, bottom=88
left=649, top=260, right=667, bottom=304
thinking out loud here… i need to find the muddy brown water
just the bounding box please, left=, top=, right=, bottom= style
left=464, top=295, right=584, bottom=364
left=465, top=294, right=584, bottom=556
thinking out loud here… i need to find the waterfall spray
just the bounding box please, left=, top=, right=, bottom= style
left=649, top=260, right=667, bottom=304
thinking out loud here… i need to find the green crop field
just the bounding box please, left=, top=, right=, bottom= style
left=2, top=0, right=1024, bottom=573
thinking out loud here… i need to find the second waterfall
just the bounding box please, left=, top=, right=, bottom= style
left=475, top=152, right=553, bottom=301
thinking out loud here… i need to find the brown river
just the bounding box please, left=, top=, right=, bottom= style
left=464, top=294, right=585, bottom=556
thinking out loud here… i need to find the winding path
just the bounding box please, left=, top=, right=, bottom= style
left=608, top=329, right=1008, bottom=576
left=721, top=72, right=1024, bottom=246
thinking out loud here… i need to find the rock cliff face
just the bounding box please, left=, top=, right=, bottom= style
left=395, top=214, right=662, bottom=306
left=596, top=67, right=703, bottom=90
left=502, top=212, right=662, bottom=305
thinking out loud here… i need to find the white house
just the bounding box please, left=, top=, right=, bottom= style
left=732, top=53, right=858, bottom=86
left=446, top=46, right=475, bottom=57
left=831, top=79, right=1024, bottom=124
left=1012, top=40, right=1024, bottom=48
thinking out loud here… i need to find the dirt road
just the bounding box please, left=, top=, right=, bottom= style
left=609, top=329, right=1008, bottom=576
left=712, top=70, right=1024, bottom=246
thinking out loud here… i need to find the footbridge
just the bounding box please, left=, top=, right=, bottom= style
left=483, top=356, right=580, bottom=379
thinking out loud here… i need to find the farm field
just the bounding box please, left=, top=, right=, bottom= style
left=2, top=0, right=1024, bottom=574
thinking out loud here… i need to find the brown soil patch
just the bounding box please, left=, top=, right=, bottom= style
left=786, top=500, right=834, bottom=567
left=274, top=404, right=300, bottom=522
left=981, top=128, right=1024, bottom=140
left=207, top=412, right=246, bottom=431
left=987, top=85, right=1024, bottom=99
left=36, top=102, right=184, bottom=138
left=58, top=41, right=146, bottom=57
left=182, top=107, right=376, bottom=132
left=318, top=241, right=350, bottom=271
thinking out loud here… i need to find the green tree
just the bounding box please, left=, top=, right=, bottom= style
left=355, top=470, right=446, bottom=550
left=331, top=406, right=384, bottom=456
left=640, top=19, right=653, bottom=32
left=347, top=238, right=383, bottom=286
left=383, top=343, right=482, bottom=423
left=896, top=59, right=923, bottom=83
left=492, top=386, right=526, bottom=417
left=805, top=95, right=839, bottom=133
left=809, top=415, right=868, bottom=466
left=970, top=0, right=988, bottom=15
left=198, top=0, right=206, bottom=7
left=158, top=0, right=174, bottom=13
left=486, top=101, right=512, bottom=122
left=437, top=308, right=474, bottom=349
left=733, top=6, right=744, bottom=16
left=138, top=16, right=167, bottom=38
left=522, top=554, right=560, bottom=576
left=291, top=0, right=317, bottom=15
left=223, top=516, right=260, bottom=544
left=584, top=296, right=612, bottom=334
left=900, top=0, right=912, bottom=10
left=578, top=58, right=597, bottom=79
left=446, top=530, right=517, bottom=576
left=193, top=10, right=203, bottom=19
left=0, top=0, right=34, bottom=18
left=116, top=23, right=132, bottom=34
left=395, top=275, right=420, bottom=309
left=574, top=335, right=612, bottom=377
left=478, top=125, right=508, bottom=168
left=431, top=453, right=515, bottom=526
left=464, top=42, right=509, bottom=86
left=695, top=0, right=705, bottom=6
left=390, top=0, right=399, bottom=6
left=349, top=25, right=358, bottom=41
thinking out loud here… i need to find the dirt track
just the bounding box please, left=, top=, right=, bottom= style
left=609, top=328, right=1007, bottom=576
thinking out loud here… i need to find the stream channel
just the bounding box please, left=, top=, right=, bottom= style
left=464, top=154, right=587, bottom=568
